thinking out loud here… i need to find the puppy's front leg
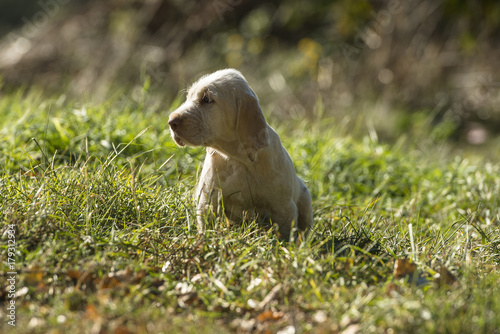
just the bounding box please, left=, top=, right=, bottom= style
left=194, top=182, right=209, bottom=235
left=194, top=183, right=221, bottom=235
left=272, top=202, right=299, bottom=241
left=296, top=183, right=313, bottom=236
left=195, top=202, right=207, bottom=235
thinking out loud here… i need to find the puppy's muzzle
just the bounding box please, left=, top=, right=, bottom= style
left=168, top=116, right=182, bottom=131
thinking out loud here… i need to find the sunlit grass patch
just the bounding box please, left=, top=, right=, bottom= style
left=0, top=90, right=499, bottom=333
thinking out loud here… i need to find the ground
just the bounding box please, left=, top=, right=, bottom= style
left=0, top=89, right=499, bottom=333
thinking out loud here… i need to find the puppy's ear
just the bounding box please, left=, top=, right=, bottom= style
left=236, top=92, right=269, bottom=161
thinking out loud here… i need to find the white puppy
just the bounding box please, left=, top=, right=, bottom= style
left=168, top=69, right=313, bottom=239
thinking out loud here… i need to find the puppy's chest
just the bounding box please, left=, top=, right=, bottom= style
left=205, top=160, right=266, bottom=206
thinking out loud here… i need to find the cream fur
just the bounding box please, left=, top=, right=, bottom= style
left=168, top=69, right=313, bottom=239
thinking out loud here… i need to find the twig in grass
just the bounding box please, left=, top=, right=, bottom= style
left=157, top=154, right=174, bottom=171
left=258, top=283, right=282, bottom=310
left=409, top=223, right=416, bottom=261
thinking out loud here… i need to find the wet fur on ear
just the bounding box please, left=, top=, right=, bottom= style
left=235, top=92, right=269, bottom=162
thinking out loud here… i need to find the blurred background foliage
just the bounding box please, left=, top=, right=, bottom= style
left=0, top=0, right=499, bottom=148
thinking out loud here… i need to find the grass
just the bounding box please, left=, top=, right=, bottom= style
left=0, top=88, right=499, bottom=334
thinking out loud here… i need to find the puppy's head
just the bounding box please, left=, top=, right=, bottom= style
left=168, top=69, right=268, bottom=159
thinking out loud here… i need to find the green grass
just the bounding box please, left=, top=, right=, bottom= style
left=1, top=89, right=499, bottom=334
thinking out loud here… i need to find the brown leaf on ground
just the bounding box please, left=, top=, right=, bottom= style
left=393, top=258, right=431, bottom=286
left=256, top=310, right=284, bottom=322
left=85, top=304, right=100, bottom=320
left=25, top=265, right=44, bottom=286
left=394, top=258, right=417, bottom=279
left=114, top=325, right=133, bottom=334
left=67, top=269, right=96, bottom=287
left=385, top=282, right=402, bottom=297
left=111, top=267, right=134, bottom=281
left=67, top=269, right=83, bottom=280
left=99, top=267, right=135, bottom=289
left=99, top=275, right=122, bottom=290
left=67, top=267, right=155, bottom=291
left=434, top=266, right=459, bottom=287
left=177, top=292, right=198, bottom=308
left=131, top=269, right=147, bottom=284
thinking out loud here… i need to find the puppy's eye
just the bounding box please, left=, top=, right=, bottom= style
left=201, top=95, right=212, bottom=104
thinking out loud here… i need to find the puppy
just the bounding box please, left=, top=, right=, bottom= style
left=168, top=69, right=313, bottom=239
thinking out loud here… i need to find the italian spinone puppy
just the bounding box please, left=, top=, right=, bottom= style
left=168, top=69, right=313, bottom=239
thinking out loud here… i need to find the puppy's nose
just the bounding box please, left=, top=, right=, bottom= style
left=168, top=116, right=182, bottom=130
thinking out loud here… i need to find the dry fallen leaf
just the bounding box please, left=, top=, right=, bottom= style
left=85, top=304, right=100, bottom=320
left=98, top=268, right=133, bottom=289
left=177, top=292, right=198, bottom=308
left=25, top=265, right=44, bottom=286
left=434, top=266, right=458, bottom=287
left=112, top=267, right=133, bottom=280
left=99, top=275, right=122, bottom=289
left=132, top=269, right=147, bottom=284
left=67, top=269, right=83, bottom=280
left=385, top=282, right=402, bottom=297
left=256, top=310, right=284, bottom=322
left=394, top=258, right=417, bottom=279
left=67, top=269, right=96, bottom=287
left=114, top=325, right=133, bottom=334
left=393, top=258, right=431, bottom=286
